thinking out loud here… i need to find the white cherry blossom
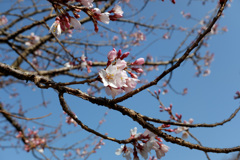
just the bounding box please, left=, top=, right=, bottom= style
left=115, top=145, right=133, bottom=160
left=50, top=20, right=61, bottom=36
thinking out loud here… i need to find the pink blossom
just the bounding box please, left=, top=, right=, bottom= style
left=0, top=15, right=8, bottom=26
left=99, top=49, right=142, bottom=98
left=115, top=59, right=127, bottom=70
left=107, top=48, right=117, bottom=62
left=124, top=78, right=139, bottom=93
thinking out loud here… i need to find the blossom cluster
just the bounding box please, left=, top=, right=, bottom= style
left=16, top=128, right=46, bottom=153
left=115, top=127, right=169, bottom=160
left=49, top=0, right=123, bottom=36
left=174, top=118, right=194, bottom=139
left=99, top=48, right=144, bottom=98
left=64, top=53, right=92, bottom=73
left=25, top=32, right=42, bottom=56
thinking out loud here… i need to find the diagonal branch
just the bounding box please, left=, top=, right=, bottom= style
left=112, top=1, right=227, bottom=103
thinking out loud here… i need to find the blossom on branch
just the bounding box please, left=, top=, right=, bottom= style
left=115, top=128, right=169, bottom=160
left=99, top=48, right=144, bottom=98
left=48, top=1, right=123, bottom=34
left=92, top=8, right=110, bottom=24
left=109, top=4, right=124, bottom=21
left=174, top=118, right=193, bottom=139
left=50, top=17, right=61, bottom=36
left=115, top=145, right=133, bottom=160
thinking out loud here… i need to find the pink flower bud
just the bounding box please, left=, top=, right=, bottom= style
left=129, top=72, right=138, bottom=79
left=162, top=124, right=171, bottom=128
left=175, top=113, right=182, bottom=120
left=117, top=49, right=122, bottom=58
left=189, top=118, right=194, bottom=124
left=165, top=129, right=174, bottom=132
left=131, top=58, right=145, bottom=65
left=120, top=52, right=130, bottom=60
left=131, top=67, right=143, bottom=73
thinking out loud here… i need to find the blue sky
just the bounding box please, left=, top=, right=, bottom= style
left=1, top=0, right=240, bottom=160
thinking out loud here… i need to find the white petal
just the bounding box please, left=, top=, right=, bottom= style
left=70, top=18, right=81, bottom=30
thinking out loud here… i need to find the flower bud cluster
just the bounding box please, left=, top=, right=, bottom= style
left=99, top=48, right=144, bottom=98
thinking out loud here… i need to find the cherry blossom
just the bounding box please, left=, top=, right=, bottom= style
left=99, top=49, right=144, bottom=98
left=99, top=64, right=127, bottom=88
left=109, top=4, right=124, bottom=21
left=50, top=17, right=61, bottom=36
left=107, top=48, right=117, bottom=63
left=116, top=128, right=169, bottom=160
left=130, top=127, right=141, bottom=139
left=92, top=8, right=110, bottom=24
left=25, top=32, right=40, bottom=46
left=115, top=145, right=133, bottom=160
left=174, top=118, right=194, bottom=139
